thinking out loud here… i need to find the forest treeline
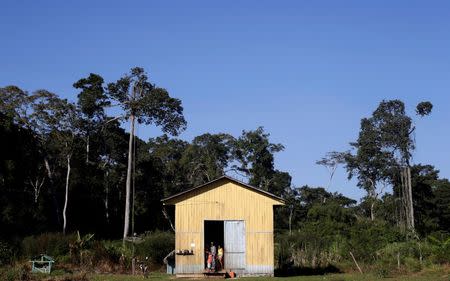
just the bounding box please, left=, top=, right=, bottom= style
left=0, top=67, right=292, bottom=239
left=1, top=67, right=450, bottom=274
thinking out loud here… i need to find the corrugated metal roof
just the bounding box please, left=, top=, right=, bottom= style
left=161, top=175, right=285, bottom=204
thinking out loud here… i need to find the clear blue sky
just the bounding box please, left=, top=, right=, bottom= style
left=1, top=1, right=449, bottom=200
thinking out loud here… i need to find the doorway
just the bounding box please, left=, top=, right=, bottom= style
left=204, top=221, right=224, bottom=270
left=204, top=220, right=246, bottom=271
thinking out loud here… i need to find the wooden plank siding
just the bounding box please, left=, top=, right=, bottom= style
left=165, top=178, right=284, bottom=276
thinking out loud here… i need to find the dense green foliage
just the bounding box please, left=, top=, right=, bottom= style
left=1, top=70, right=449, bottom=277
left=22, top=233, right=75, bottom=259
left=134, top=231, right=174, bottom=264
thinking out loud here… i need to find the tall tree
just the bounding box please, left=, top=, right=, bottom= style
left=148, top=135, right=189, bottom=196
left=344, top=117, right=393, bottom=221
left=0, top=86, right=69, bottom=229
left=0, top=86, right=31, bottom=126
left=233, top=127, right=285, bottom=193
left=0, top=86, right=46, bottom=207
left=345, top=100, right=432, bottom=231
left=0, top=111, right=43, bottom=237
left=181, top=133, right=235, bottom=186
left=29, top=90, right=80, bottom=234
left=408, top=164, right=440, bottom=235
left=98, top=120, right=128, bottom=230
left=73, top=73, right=110, bottom=164
left=107, top=67, right=186, bottom=240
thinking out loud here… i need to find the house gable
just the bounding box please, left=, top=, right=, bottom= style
left=161, top=176, right=284, bottom=206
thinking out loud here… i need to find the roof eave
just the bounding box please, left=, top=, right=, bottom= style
left=160, top=175, right=286, bottom=205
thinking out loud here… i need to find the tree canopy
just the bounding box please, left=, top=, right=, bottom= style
left=1, top=73, right=449, bottom=276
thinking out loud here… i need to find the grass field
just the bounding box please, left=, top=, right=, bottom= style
left=6, top=266, right=446, bottom=281
left=88, top=269, right=450, bottom=281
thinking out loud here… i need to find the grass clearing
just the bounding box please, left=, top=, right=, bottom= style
left=2, top=265, right=445, bottom=281
left=88, top=267, right=450, bottom=281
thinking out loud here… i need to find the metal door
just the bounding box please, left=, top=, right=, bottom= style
left=224, top=220, right=246, bottom=270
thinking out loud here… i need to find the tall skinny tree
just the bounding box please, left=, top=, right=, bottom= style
left=107, top=67, right=186, bottom=241
left=29, top=90, right=79, bottom=234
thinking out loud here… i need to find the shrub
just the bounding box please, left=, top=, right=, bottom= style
left=90, top=241, right=119, bottom=265
left=375, top=240, right=431, bottom=275
left=274, top=233, right=293, bottom=270
left=275, top=220, right=406, bottom=274
left=0, top=240, right=14, bottom=265
left=68, top=232, right=94, bottom=265
left=374, top=265, right=391, bottom=278
left=275, top=229, right=344, bottom=271
left=101, top=240, right=129, bottom=261
left=404, top=256, right=422, bottom=272
left=0, top=264, right=31, bottom=281
left=426, top=232, right=450, bottom=264
left=22, top=233, right=75, bottom=259
left=345, top=220, right=403, bottom=263
left=134, top=231, right=174, bottom=265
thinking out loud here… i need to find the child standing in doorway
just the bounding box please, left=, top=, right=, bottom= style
left=218, top=245, right=224, bottom=270
left=207, top=252, right=213, bottom=272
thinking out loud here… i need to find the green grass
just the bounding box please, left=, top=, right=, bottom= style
left=89, top=268, right=450, bottom=281
left=90, top=272, right=168, bottom=281
left=2, top=267, right=447, bottom=281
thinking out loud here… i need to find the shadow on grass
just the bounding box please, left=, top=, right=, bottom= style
left=275, top=265, right=341, bottom=277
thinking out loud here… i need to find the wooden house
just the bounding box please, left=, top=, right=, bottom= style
left=161, top=175, right=284, bottom=277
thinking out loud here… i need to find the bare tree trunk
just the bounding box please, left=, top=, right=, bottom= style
left=123, top=114, right=135, bottom=241
left=370, top=202, right=375, bottom=221
left=407, top=166, right=415, bottom=231
left=400, top=164, right=415, bottom=234
left=44, top=158, right=62, bottom=226
left=368, top=178, right=376, bottom=221
left=162, top=207, right=175, bottom=232
left=86, top=135, right=90, bottom=164
left=63, top=154, right=71, bottom=235
left=289, top=205, right=293, bottom=235
left=29, top=177, right=45, bottom=203
left=403, top=167, right=410, bottom=230
left=395, top=174, right=402, bottom=229
left=105, top=170, right=109, bottom=224
left=400, top=166, right=415, bottom=233
left=399, top=168, right=407, bottom=232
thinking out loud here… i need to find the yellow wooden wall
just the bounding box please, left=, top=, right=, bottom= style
left=169, top=179, right=283, bottom=274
